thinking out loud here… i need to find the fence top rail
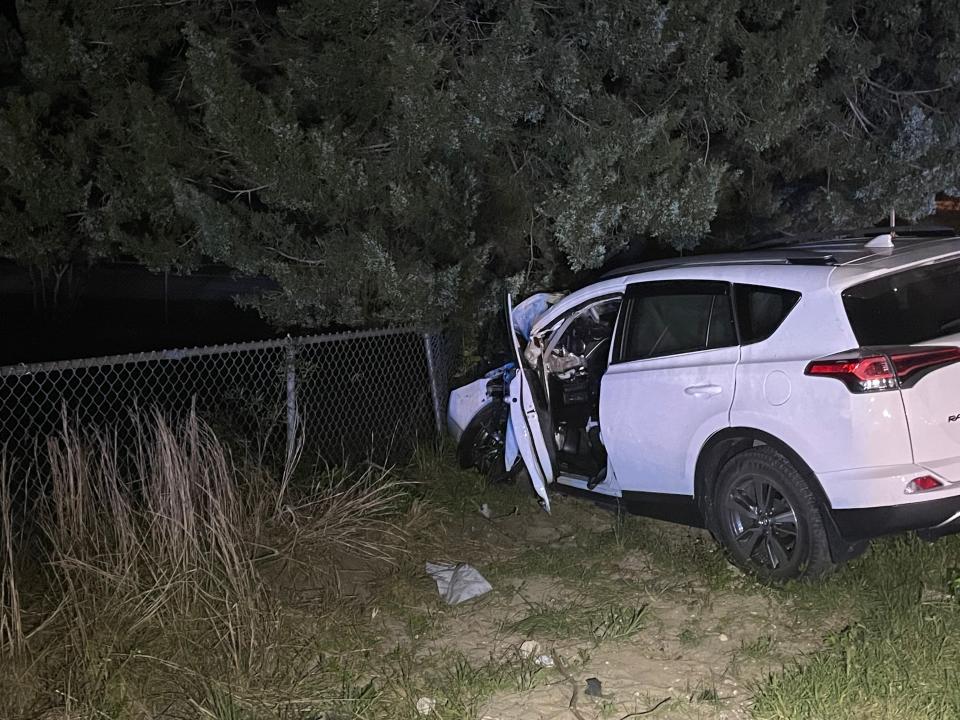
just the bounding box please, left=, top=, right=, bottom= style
left=0, top=326, right=437, bottom=378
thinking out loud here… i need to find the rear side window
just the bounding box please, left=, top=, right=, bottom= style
left=619, top=281, right=736, bottom=362
left=735, top=284, right=801, bottom=344
left=843, top=259, right=960, bottom=345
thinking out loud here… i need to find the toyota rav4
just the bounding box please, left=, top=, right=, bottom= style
left=448, top=227, right=960, bottom=580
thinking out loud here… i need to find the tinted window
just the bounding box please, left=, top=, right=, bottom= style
left=843, top=259, right=960, bottom=345
left=735, top=285, right=801, bottom=344
left=620, top=283, right=735, bottom=361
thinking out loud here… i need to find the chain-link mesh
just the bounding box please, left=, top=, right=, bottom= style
left=0, top=327, right=457, bottom=464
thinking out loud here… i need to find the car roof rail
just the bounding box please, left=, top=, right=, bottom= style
left=598, top=253, right=840, bottom=280
left=784, top=254, right=838, bottom=265
left=599, top=260, right=681, bottom=280
left=749, top=224, right=956, bottom=250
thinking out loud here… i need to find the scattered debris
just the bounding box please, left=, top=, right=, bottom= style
left=425, top=562, right=492, bottom=605
left=519, top=639, right=541, bottom=659
left=618, top=696, right=672, bottom=718
left=478, top=503, right=519, bottom=521
left=921, top=587, right=952, bottom=604
left=415, top=697, right=436, bottom=716
left=719, top=633, right=729, bottom=642
left=554, top=655, right=588, bottom=720
left=534, top=654, right=555, bottom=668
left=585, top=677, right=603, bottom=697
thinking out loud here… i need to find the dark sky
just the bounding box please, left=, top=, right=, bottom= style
left=1, top=262, right=282, bottom=365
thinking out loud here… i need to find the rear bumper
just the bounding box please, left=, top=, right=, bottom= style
left=818, top=463, right=960, bottom=509
left=831, top=494, right=960, bottom=541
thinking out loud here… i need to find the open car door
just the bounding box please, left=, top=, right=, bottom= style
left=506, top=293, right=556, bottom=511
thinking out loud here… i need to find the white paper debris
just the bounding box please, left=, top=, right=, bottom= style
left=479, top=503, right=492, bottom=519
left=519, top=639, right=541, bottom=659
left=534, top=654, right=555, bottom=667
left=425, top=562, right=493, bottom=605
left=415, top=696, right=436, bottom=716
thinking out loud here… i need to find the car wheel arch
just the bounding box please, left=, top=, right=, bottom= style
left=694, top=428, right=830, bottom=521
left=694, top=428, right=864, bottom=563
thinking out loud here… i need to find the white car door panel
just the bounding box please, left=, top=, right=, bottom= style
left=600, top=281, right=739, bottom=495
left=506, top=294, right=555, bottom=511
left=602, top=348, right=738, bottom=493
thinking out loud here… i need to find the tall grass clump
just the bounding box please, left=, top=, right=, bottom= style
left=44, top=412, right=257, bottom=628
left=0, top=410, right=413, bottom=718
left=0, top=454, right=22, bottom=655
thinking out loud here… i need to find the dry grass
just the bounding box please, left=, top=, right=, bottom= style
left=0, top=410, right=415, bottom=718
left=43, top=412, right=256, bottom=629
left=0, top=454, right=22, bottom=654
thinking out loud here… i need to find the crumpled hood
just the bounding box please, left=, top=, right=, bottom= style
left=511, top=292, right=565, bottom=340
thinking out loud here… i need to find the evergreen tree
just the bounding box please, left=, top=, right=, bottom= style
left=1, top=0, right=958, bottom=330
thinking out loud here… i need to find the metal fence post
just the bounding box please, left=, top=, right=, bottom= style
left=284, top=337, right=298, bottom=463
left=422, top=331, right=444, bottom=437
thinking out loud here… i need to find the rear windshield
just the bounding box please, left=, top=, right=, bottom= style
left=842, top=258, right=960, bottom=345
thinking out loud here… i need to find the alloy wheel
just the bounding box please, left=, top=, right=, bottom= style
left=722, top=475, right=799, bottom=570
left=471, top=420, right=504, bottom=479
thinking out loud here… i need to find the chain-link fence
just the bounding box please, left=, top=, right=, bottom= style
left=0, top=327, right=458, bottom=464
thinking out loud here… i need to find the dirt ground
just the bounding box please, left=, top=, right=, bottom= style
left=473, top=573, right=821, bottom=720
left=383, top=487, right=839, bottom=720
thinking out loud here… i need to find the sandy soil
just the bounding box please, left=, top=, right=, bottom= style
left=412, top=492, right=837, bottom=720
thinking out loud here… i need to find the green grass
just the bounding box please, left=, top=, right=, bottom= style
left=620, top=515, right=734, bottom=590
left=738, top=634, right=776, bottom=660
left=678, top=626, right=705, bottom=647
left=752, top=535, right=960, bottom=720
left=7, top=432, right=960, bottom=720
left=370, top=463, right=960, bottom=720
left=508, top=596, right=648, bottom=643
left=487, top=531, right=615, bottom=584
left=406, top=444, right=535, bottom=517
left=373, top=645, right=556, bottom=720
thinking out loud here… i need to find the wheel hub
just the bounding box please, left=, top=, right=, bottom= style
left=722, top=475, right=799, bottom=570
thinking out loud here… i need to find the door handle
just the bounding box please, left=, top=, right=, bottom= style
left=684, top=384, right=722, bottom=397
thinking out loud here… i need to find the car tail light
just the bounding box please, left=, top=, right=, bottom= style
left=889, top=347, right=960, bottom=382
left=905, top=475, right=944, bottom=494
left=805, top=346, right=960, bottom=393
left=805, top=355, right=898, bottom=392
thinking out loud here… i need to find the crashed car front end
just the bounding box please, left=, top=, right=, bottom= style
left=447, top=292, right=563, bottom=480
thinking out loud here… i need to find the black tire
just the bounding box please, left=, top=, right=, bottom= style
left=456, top=404, right=510, bottom=483
left=712, top=446, right=834, bottom=582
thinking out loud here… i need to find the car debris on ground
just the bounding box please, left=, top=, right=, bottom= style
left=425, top=561, right=493, bottom=604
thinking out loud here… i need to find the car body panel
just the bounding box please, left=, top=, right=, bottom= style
left=899, top=336, right=960, bottom=483
left=730, top=366, right=915, bottom=477
left=554, top=471, right=623, bottom=498
left=602, top=345, right=739, bottom=494
left=728, top=281, right=916, bottom=499
left=507, top=370, right=553, bottom=510
left=818, top=463, right=960, bottom=509
left=447, top=375, right=493, bottom=445
left=506, top=294, right=554, bottom=510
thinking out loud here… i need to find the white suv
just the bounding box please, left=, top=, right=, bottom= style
left=448, top=228, right=960, bottom=580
